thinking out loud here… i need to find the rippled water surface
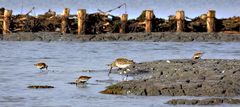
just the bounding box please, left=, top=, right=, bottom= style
left=0, top=41, right=240, bottom=107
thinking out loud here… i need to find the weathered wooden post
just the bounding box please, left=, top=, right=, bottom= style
left=3, top=10, right=12, bottom=34
left=176, top=10, right=185, bottom=32
left=61, top=8, right=70, bottom=34
left=120, top=14, right=128, bottom=33
left=77, top=9, right=86, bottom=35
left=145, top=10, right=153, bottom=32
left=207, top=10, right=216, bottom=32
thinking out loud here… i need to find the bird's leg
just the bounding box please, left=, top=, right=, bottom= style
left=122, top=75, right=128, bottom=81
left=38, top=67, right=43, bottom=72
left=117, top=68, right=122, bottom=71
left=124, top=75, right=129, bottom=81
left=108, top=66, right=113, bottom=76
left=121, top=74, right=125, bottom=81
left=76, top=83, right=87, bottom=88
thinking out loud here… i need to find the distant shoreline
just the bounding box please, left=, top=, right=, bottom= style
left=1, top=32, right=240, bottom=42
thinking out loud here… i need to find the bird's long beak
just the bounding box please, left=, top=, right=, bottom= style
left=108, top=66, right=113, bottom=76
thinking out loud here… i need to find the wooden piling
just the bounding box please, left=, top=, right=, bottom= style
left=3, top=10, right=12, bottom=34
left=145, top=10, right=153, bottom=32
left=61, top=8, right=70, bottom=34
left=207, top=10, right=216, bottom=32
left=176, top=10, right=185, bottom=32
left=120, top=14, right=128, bottom=33
left=77, top=9, right=86, bottom=34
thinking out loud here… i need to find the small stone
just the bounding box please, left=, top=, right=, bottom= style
left=185, top=80, right=190, bottom=83
left=27, top=85, right=54, bottom=89
left=166, top=60, right=171, bottom=63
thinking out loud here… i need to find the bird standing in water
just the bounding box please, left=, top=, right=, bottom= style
left=192, top=52, right=204, bottom=59
left=34, top=62, right=48, bottom=71
left=75, top=76, right=92, bottom=84
left=108, top=58, right=135, bottom=76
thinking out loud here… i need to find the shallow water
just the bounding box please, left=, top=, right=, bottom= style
left=0, top=41, right=240, bottom=107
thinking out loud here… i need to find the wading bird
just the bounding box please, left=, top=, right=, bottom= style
left=192, top=52, right=204, bottom=59
left=108, top=58, right=135, bottom=76
left=75, top=76, right=92, bottom=84
left=34, top=62, right=48, bottom=70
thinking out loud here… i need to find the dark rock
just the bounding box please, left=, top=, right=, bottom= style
left=197, top=98, right=223, bottom=105
left=101, top=59, right=240, bottom=97
left=27, top=85, right=54, bottom=89
left=166, top=98, right=240, bottom=105
left=225, top=98, right=240, bottom=104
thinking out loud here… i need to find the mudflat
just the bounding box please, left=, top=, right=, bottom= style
left=101, top=59, right=240, bottom=97
left=1, top=32, right=240, bottom=42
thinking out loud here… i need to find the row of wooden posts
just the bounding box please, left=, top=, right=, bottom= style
left=2, top=8, right=216, bottom=34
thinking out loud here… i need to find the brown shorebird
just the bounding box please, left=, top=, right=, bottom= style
left=192, top=52, right=204, bottom=59
left=108, top=58, right=135, bottom=76
left=75, top=76, right=92, bottom=84
left=34, top=62, right=48, bottom=70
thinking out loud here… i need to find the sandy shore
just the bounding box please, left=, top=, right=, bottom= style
left=1, top=32, right=240, bottom=42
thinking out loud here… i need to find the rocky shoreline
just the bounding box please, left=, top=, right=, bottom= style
left=101, top=59, right=240, bottom=96
left=0, top=32, right=240, bottom=42
left=166, top=98, right=240, bottom=105
left=100, top=59, right=240, bottom=105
